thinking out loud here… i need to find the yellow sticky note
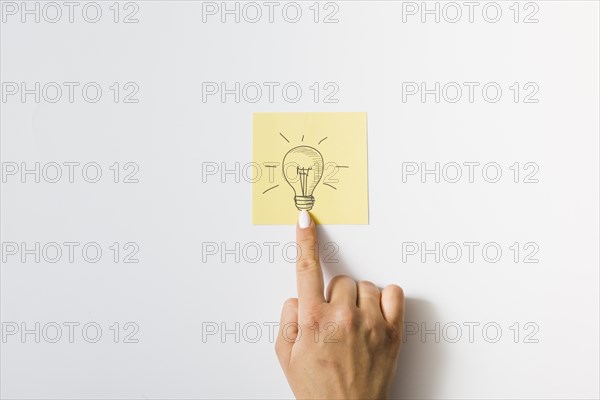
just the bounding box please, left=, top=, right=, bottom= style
left=252, top=112, right=368, bottom=225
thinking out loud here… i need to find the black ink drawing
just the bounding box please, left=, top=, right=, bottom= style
left=261, top=132, right=349, bottom=211
left=282, top=146, right=324, bottom=211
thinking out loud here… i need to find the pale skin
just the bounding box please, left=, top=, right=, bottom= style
left=275, top=210, right=405, bottom=400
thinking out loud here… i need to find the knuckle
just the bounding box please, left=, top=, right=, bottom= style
left=364, top=311, right=386, bottom=329
left=296, top=238, right=317, bottom=253
left=327, top=275, right=354, bottom=292
left=331, top=274, right=353, bottom=284
left=283, top=298, right=298, bottom=308
left=360, top=316, right=387, bottom=345
left=362, top=315, right=378, bottom=331
left=296, top=257, right=319, bottom=273
left=335, top=305, right=359, bottom=330
left=338, top=304, right=356, bottom=319
left=359, top=280, right=377, bottom=288
left=359, top=280, right=380, bottom=294
left=302, top=305, right=326, bottom=326
left=385, top=284, right=404, bottom=299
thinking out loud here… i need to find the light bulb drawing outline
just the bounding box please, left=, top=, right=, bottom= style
left=282, top=145, right=324, bottom=211
left=260, top=132, right=350, bottom=212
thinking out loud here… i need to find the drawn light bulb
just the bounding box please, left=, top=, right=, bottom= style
left=282, top=146, right=324, bottom=211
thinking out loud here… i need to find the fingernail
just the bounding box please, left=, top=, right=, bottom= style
left=298, top=210, right=311, bottom=229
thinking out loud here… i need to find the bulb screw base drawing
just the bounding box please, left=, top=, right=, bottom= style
left=294, top=195, right=315, bottom=211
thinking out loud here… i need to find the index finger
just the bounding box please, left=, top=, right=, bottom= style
left=296, top=210, right=325, bottom=308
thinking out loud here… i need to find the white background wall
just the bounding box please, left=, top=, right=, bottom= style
left=1, top=1, right=599, bottom=398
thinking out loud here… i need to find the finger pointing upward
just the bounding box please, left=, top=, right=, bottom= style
left=296, top=210, right=325, bottom=308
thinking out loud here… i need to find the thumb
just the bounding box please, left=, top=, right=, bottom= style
left=275, top=298, right=298, bottom=369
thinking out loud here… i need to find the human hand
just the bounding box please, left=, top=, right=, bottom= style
left=275, top=210, right=405, bottom=400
